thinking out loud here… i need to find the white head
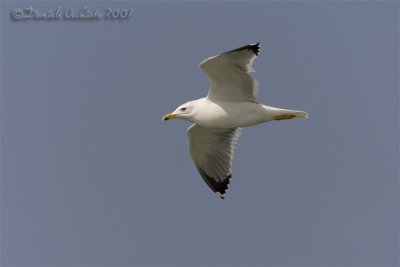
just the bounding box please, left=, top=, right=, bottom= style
left=162, top=101, right=196, bottom=122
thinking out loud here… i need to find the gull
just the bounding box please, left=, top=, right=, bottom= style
left=162, top=43, right=308, bottom=199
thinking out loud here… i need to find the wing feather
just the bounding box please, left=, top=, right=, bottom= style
left=187, top=124, right=241, bottom=198
left=200, top=43, right=260, bottom=102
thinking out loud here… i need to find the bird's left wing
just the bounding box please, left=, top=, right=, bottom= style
left=187, top=124, right=241, bottom=198
left=200, top=42, right=260, bottom=102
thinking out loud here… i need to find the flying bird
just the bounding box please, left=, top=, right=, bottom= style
left=162, top=43, right=308, bottom=199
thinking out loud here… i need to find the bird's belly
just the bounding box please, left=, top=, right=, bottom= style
left=194, top=101, right=268, bottom=128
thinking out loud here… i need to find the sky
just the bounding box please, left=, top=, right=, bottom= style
left=1, top=1, right=399, bottom=266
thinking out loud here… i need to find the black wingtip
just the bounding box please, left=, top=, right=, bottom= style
left=216, top=174, right=231, bottom=199
left=197, top=167, right=232, bottom=199
left=225, top=42, right=260, bottom=56
left=248, top=42, right=260, bottom=56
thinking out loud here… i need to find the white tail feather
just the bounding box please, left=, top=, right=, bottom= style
left=294, top=111, right=308, bottom=119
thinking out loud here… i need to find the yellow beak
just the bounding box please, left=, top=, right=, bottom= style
left=162, top=112, right=177, bottom=121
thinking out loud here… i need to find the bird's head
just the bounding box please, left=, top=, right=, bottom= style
left=162, top=101, right=195, bottom=122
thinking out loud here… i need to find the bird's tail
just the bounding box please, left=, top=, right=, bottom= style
left=263, top=106, right=308, bottom=121
left=293, top=110, right=308, bottom=119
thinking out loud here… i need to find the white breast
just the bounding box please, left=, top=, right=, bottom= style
left=192, top=99, right=268, bottom=128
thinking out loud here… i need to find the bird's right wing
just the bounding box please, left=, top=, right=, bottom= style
left=200, top=43, right=260, bottom=103
left=187, top=124, right=241, bottom=198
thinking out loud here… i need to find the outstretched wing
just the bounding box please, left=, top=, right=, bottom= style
left=200, top=42, right=260, bottom=103
left=187, top=124, right=242, bottom=199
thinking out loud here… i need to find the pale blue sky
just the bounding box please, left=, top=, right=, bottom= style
left=1, top=1, right=399, bottom=266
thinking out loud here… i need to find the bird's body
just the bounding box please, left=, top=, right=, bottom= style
left=163, top=43, right=308, bottom=198
left=182, top=98, right=307, bottom=128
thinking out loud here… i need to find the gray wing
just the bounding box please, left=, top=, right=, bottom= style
left=187, top=124, right=242, bottom=199
left=200, top=43, right=260, bottom=102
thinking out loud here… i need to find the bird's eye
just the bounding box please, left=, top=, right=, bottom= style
left=180, top=107, right=187, bottom=112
